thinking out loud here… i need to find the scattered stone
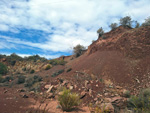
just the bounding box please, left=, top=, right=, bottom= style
left=3, top=90, right=8, bottom=93
left=48, top=93, right=55, bottom=98
left=47, top=85, right=54, bottom=93
left=18, top=89, right=26, bottom=92
left=116, top=86, right=122, bottom=89
left=111, top=96, right=127, bottom=109
left=85, top=80, right=89, bottom=88
left=30, top=91, right=35, bottom=95
left=89, top=89, right=92, bottom=96
left=22, top=94, right=29, bottom=98
left=100, top=103, right=114, bottom=113
left=104, top=98, right=112, bottom=103
left=69, top=85, right=74, bottom=90
left=104, top=93, right=109, bottom=96
left=94, top=98, right=98, bottom=101
left=80, top=91, right=86, bottom=99
left=96, top=84, right=98, bottom=87
left=44, top=84, right=51, bottom=89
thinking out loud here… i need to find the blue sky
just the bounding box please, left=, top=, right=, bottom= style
left=0, top=0, right=150, bottom=59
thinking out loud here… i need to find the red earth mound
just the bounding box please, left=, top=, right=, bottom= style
left=61, top=26, right=150, bottom=92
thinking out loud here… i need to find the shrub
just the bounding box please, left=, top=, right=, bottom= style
left=10, top=60, right=16, bottom=66
left=24, top=75, right=42, bottom=87
left=120, top=16, right=132, bottom=27
left=135, top=21, right=140, bottom=28
left=0, top=74, right=4, bottom=83
left=49, top=59, right=67, bottom=66
left=102, top=36, right=107, bottom=39
left=142, top=17, right=150, bottom=26
left=51, top=69, right=64, bottom=77
left=123, top=90, right=131, bottom=98
left=73, top=44, right=86, bottom=57
left=22, top=67, right=26, bottom=71
left=0, top=62, right=7, bottom=75
left=109, top=23, right=118, bottom=30
left=44, top=64, right=51, bottom=70
left=30, top=69, right=35, bottom=74
left=128, top=88, right=150, bottom=112
left=17, top=75, right=26, bottom=84
left=1, top=75, right=14, bottom=83
left=33, top=75, right=42, bottom=82
left=24, top=55, right=47, bottom=62
left=24, top=76, right=34, bottom=87
left=66, top=68, right=72, bottom=72
left=58, top=88, right=81, bottom=111
left=97, top=27, right=104, bottom=37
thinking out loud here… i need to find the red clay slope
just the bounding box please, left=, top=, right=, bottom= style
left=63, top=26, right=150, bottom=89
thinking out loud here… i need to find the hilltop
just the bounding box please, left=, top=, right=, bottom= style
left=0, top=25, right=150, bottom=113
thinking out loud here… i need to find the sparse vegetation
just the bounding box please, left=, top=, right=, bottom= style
left=49, top=59, right=67, bottom=66
left=66, top=68, right=72, bottom=72
left=73, top=44, right=86, bottom=57
left=24, top=55, right=47, bottom=62
left=142, top=16, right=150, bottom=26
left=51, top=69, right=64, bottom=77
left=109, top=23, right=118, bottom=30
left=135, top=21, right=140, bottom=28
left=30, top=69, right=35, bottom=74
left=58, top=88, right=81, bottom=111
left=128, top=88, right=150, bottom=112
left=17, top=75, right=26, bottom=84
left=1, top=75, right=14, bottom=83
left=0, top=74, right=3, bottom=82
left=97, top=27, right=104, bottom=37
left=119, top=16, right=132, bottom=27
left=24, top=75, right=42, bottom=87
left=0, top=62, right=7, bottom=75
left=123, top=90, right=131, bottom=98
left=44, top=64, right=51, bottom=70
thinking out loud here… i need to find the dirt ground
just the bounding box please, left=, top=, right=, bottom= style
left=0, top=87, right=90, bottom=113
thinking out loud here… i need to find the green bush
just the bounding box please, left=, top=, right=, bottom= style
left=119, top=16, right=132, bottom=27
left=0, top=62, right=7, bottom=75
left=128, top=88, right=150, bottom=112
left=51, top=69, right=64, bottom=77
left=73, top=44, right=86, bottom=57
left=44, top=64, right=51, bottom=70
left=66, top=68, right=72, bottom=72
left=49, top=59, right=67, bottom=66
left=58, top=88, right=81, bottom=111
left=24, top=76, right=34, bottom=87
left=24, top=75, right=42, bottom=87
left=33, top=75, right=42, bottom=82
left=0, top=74, right=4, bottom=83
left=22, top=67, right=26, bottom=71
left=142, top=17, right=150, bottom=26
left=30, top=69, right=35, bottom=74
left=109, top=23, right=118, bottom=30
left=1, top=75, right=14, bottom=83
left=123, top=90, right=131, bottom=98
left=17, top=75, right=26, bottom=84
left=10, top=60, right=16, bottom=66
left=97, top=27, right=104, bottom=37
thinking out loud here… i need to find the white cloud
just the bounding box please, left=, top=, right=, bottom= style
left=0, top=0, right=150, bottom=54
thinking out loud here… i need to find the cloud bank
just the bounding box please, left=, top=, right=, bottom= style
left=0, top=0, right=150, bottom=58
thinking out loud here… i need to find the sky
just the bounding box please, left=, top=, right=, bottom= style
left=0, top=0, right=150, bottom=59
